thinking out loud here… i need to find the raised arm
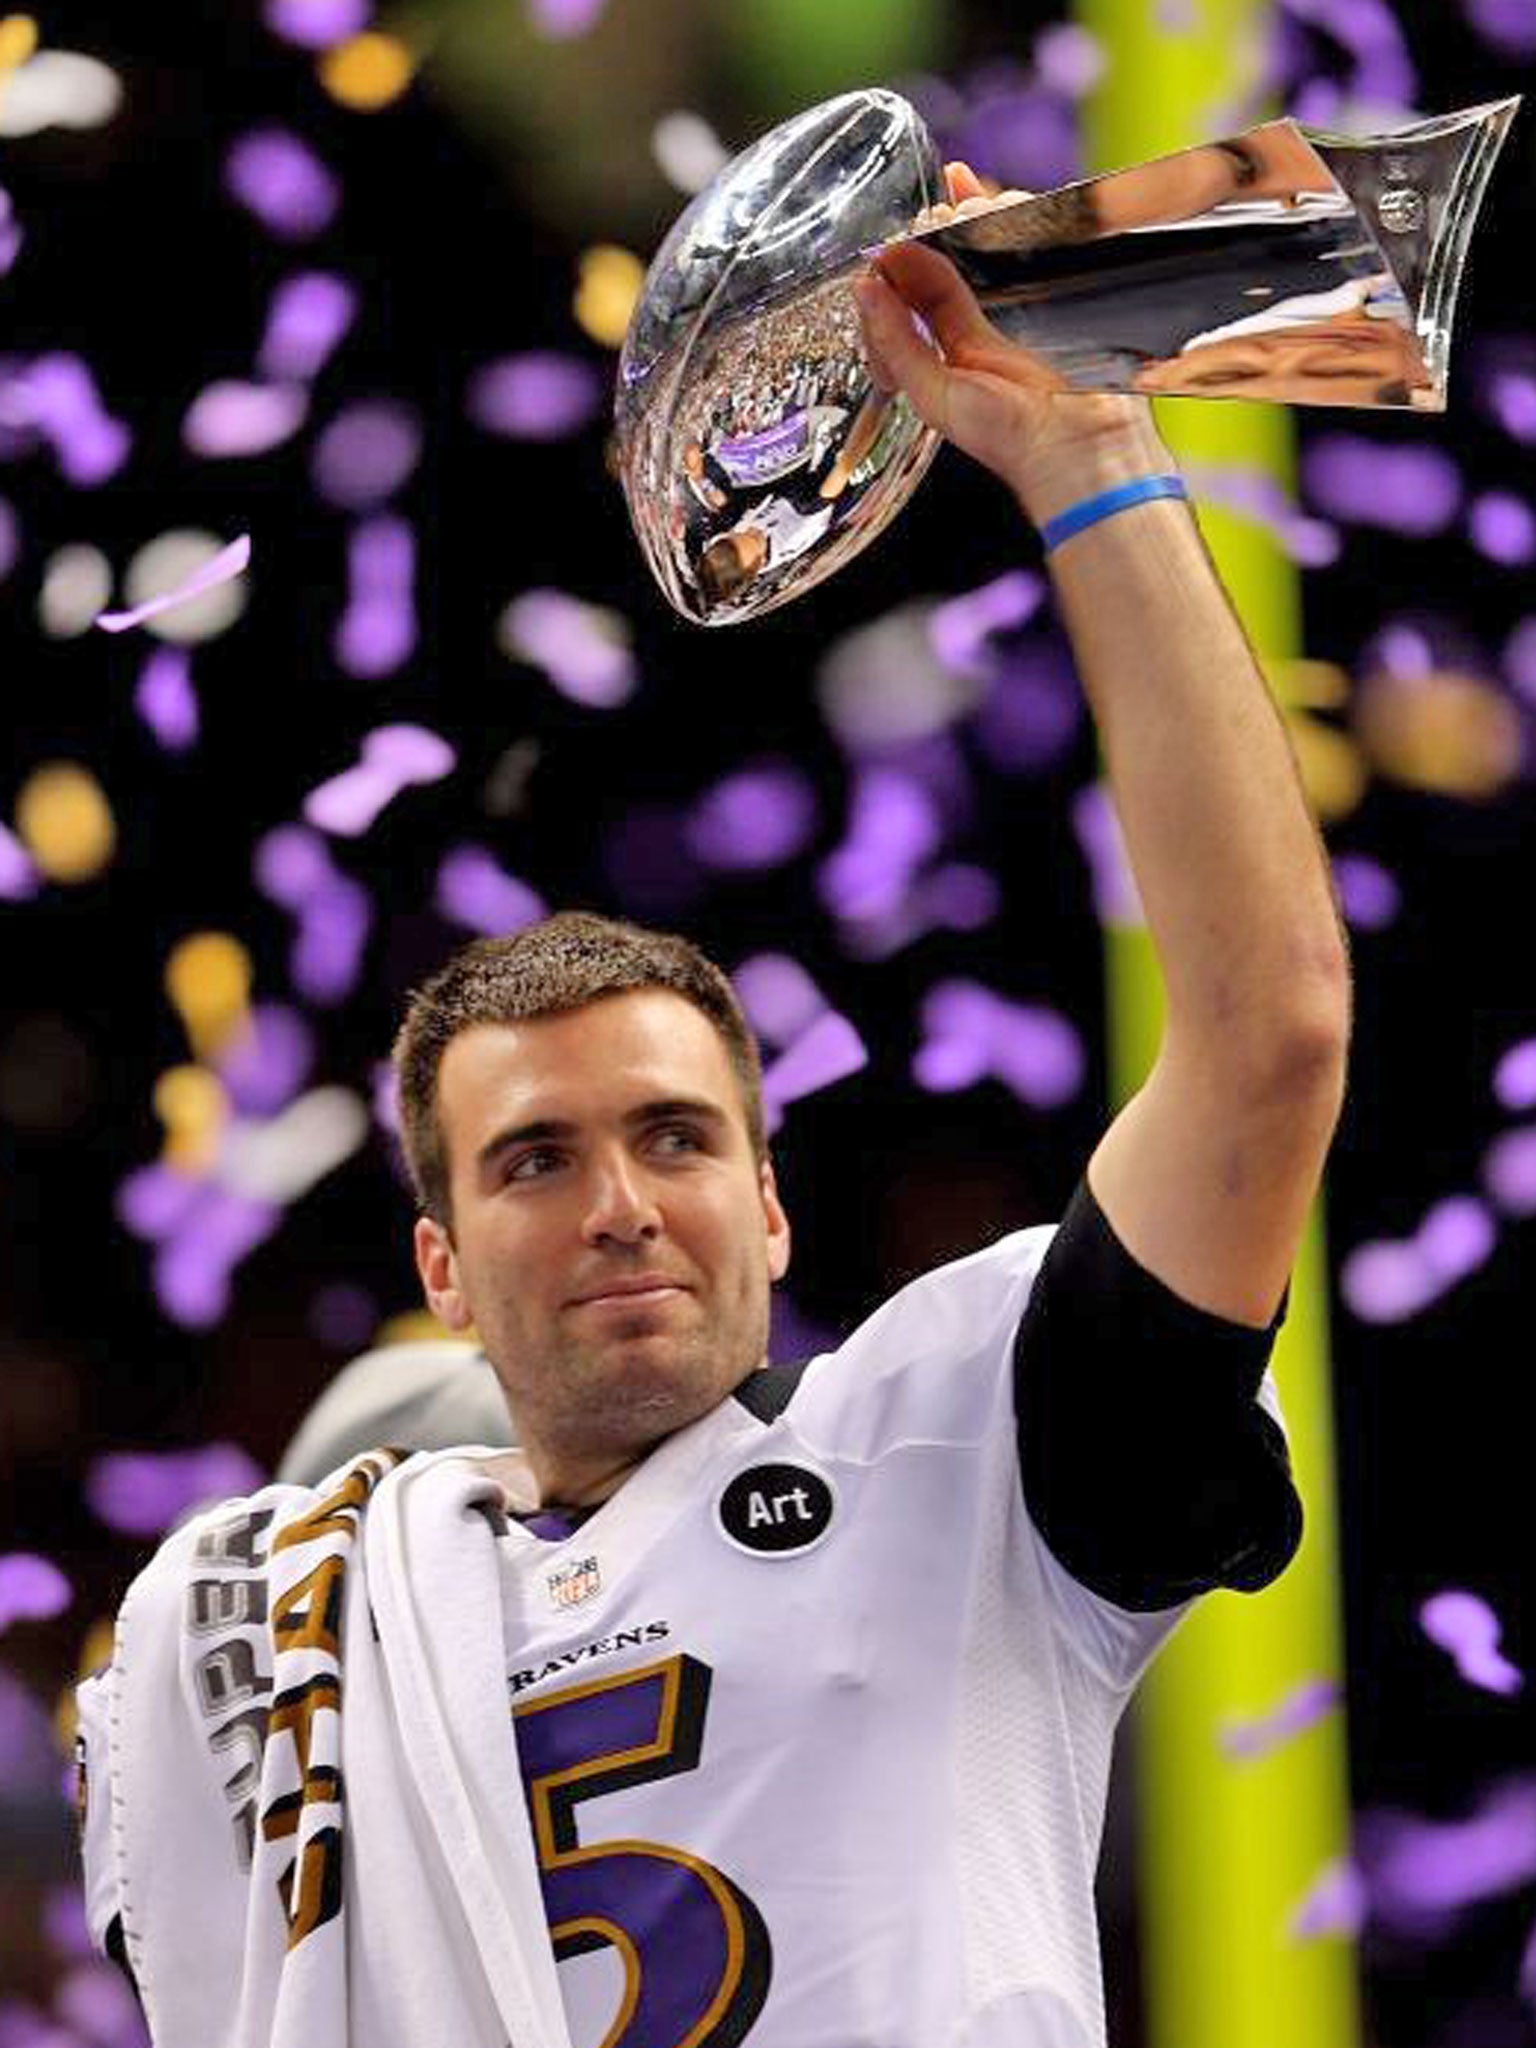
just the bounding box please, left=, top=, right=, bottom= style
left=857, top=178, right=1350, bottom=1329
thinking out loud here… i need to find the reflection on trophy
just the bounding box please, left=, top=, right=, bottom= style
left=612, top=88, right=1520, bottom=627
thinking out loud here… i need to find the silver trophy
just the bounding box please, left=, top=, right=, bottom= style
left=613, top=88, right=1519, bottom=626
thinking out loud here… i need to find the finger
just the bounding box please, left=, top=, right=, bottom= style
left=944, top=159, right=988, bottom=204
left=872, top=241, right=995, bottom=359
left=853, top=271, right=949, bottom=430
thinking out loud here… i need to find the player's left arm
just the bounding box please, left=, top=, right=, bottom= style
left=859, top=193, right=1350, bottom=1323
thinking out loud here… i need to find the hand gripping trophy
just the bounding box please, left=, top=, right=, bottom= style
left=612, top=89, right=1519, bottom=624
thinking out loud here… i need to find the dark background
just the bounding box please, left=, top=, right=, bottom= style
left=1, top=0, right=1532, bottom=2041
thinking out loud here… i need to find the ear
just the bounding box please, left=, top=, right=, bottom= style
left=758, top=1157, right=792, bottom=1284
left=413, top=1214, right=474, bottom=1332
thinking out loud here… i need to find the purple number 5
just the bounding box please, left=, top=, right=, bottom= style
left=513, top=1653, right=773, bottom=2048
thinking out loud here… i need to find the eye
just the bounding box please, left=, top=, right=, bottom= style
left=651, top=1123, right=704, bottom=1155
left=506, top=1146, right=565, bottom=1182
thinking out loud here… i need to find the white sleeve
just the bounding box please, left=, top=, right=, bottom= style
left=75, top=1662, right=124, bottom=1955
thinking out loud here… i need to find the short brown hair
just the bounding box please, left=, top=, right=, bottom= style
left=392, top=911, right=767, bottom=1224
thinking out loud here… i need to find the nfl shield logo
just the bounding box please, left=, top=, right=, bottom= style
left=548, top=1554, right=602, bottom=1611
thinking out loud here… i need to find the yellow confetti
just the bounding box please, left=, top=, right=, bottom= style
left=153, top=1064, right=229, bottom=1172
left=1287, top=718, right=1368, bottom=824
left=56, top=1614, right=117, bottom=1754
left=1354, top=668, right=1522, bottom=799
left=0, top=14, right=38, bottom=73
left=165, top=931, right=253, bottom=1060
left=1264, top=657, right=1352, bottom=713
left=574, top=245, right=644, bottom=349
left=15, top=762, right=115, bottom=882
left=375, top=1307, right=479, bottom=1347
left=318, top=30, right=415, bottom=110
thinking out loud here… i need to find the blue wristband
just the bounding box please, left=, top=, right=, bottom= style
left=1039, top=474, right=1189, bottom=554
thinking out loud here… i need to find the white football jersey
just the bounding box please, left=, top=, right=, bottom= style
left=78, top=1214, right=1291, bottom=2048
left=492, top=1223, right=1232, bottom=2048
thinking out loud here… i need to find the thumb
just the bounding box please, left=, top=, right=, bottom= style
left=853, top=270, right=949, bottom=430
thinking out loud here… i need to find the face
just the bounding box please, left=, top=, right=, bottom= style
left=414, top=991, right=790, bottom=1471
left=1134, top=316, right=1426, bottom=406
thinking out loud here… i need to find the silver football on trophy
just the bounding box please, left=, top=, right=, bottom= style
left=614, top=87, right=1519, bottom=628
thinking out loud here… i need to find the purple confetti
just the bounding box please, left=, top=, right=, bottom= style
left=1288, top=1857, right=1368, bottom=1940
left=1342, top=1197, right=1496, bottom=1322
left=818, top=768, right=940, bottom=923
left=1420, top=1589, right=1525, bottom=1696
left=0, top=494, right=18, bottom=580
left=1340, top=1235, right=1434, bottom=1321
left=1072, top=781, right=1145, bottom=926
left=915, top=980, right=1084, bottom=1108
left=311, top=399, right=421, bottom=510
left=1477, top=341, right=1536, bottom=445
left=291, top=879, right=373, bottom=1005
left=6, top=353, right=131, bottom=487
left=928, top=568, right=1044, bottom=678
left=1302, top=436, right=1463, bottom=537
left=0, top=185, right=22, bottom=277
left=1032, top=21, right=1106, bottom=95
left=1504, top=615, right=1536, bottom=703
left=760, top=1010, right=867, bottom=1135
left=264, top=0, right=372, bottom=48
left=0, top=1666, right=58, bottom=1797
left=768, top=1290, right=842, bottom=1368
left=304, top=723, right=455, bottom=836
left=257, top=271, right=357, bottom=383
left=116, top=1160, right=209, bottom=1242
left=1183, top=461, right=1341, bottom=566
left=435, top=846, right=546, bottom=935
left=225, top=128, right=340, bottom=240
left=53, top=1959, right=147, bottom=2045
left=95, top=534, right=251, bottom=633
left=841, top=860, right=1002, bottom=963
left=0, top=822, right=41, bottom=901
left=254, top=826, right=373, bottom=1005
left=254, top=820, right=339, bottom=908
left=733, top=953, right=828, bottom=1049
left=215, top=1002, right=316, bottom=1116
left=1468, top=491, right=1536, bottom=566
left=973, top=648, right=1083, bottom=773
left=1418, top=1195, right=1498, bottom=1282
left=134, top=646, right=199, bottom=752
left=334, top=514, right=417, bottom=677
left=1360, top=1776, right=1536, bottom=1924
left=1461, top=0, right=1536, bottom=55
left=152, top=1190, right=283, bottom=1328
left=685, top=764, right=818, bottom=871
left=308, top=1280, right=378, bottom=1350
left=183, top=378, right=308, bottom=458
left=1221, top=1676, right=1342, bottom=1759
left=1473, top=1165, right=1532, bottom=1268
left=86, top=1442, right=266, bottom=1535
left=466, top=351, right=603, bottom=439
left=951, top=75, right=1081, bottom=194
left=42, top=1886, right=93, bottom=1962
left=372, top=1058, right=401, bottom=1140
left=1494, top=1040, right=1536, bottom=1113
left=0, top=1554, right=73, bottom=1634
left=500, top=588, right=638, bottom=708
left=1332, top=852, right=1399, bottom=930
left=527, top=0, right=610, bottom=35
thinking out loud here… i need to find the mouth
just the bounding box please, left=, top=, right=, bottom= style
left=569, top=1283, right=688, bottom=1310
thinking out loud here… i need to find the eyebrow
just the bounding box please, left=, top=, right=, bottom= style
left=474, top=1097, right=731, bottom=1174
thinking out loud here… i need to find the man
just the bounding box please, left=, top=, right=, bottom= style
left=76, top=161, right=1350, bottom=2048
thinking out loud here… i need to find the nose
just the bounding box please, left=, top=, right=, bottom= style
left=580, top=1148, right=662, bottom=1247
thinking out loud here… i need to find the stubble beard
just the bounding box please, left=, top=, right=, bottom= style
left=490, top=1285, right=768, bottom=1464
